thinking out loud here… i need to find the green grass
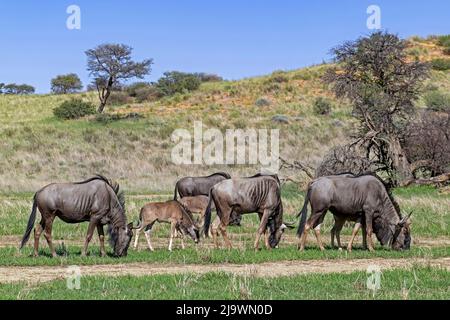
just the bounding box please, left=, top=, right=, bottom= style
left=1, top=266, right=448, bottom=300
left=1, top=245, right=448, bottom=267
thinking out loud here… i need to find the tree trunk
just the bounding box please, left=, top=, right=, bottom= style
left=97, top=77, right=114, bottom=113
left=387, top=135, right=413, bottom=186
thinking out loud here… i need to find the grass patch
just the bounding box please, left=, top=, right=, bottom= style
left=1, top=266, right=448, bottom=300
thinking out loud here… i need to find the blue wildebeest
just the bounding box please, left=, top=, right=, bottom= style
left=297, top=173, right=411, bottom=251
left=133, top=200, right=199, bottom=251
left=203, top=174, right=290, bottom=250
left=173, top=172, right=231, bottom=200
left=20, top=175, right=133, bottom=257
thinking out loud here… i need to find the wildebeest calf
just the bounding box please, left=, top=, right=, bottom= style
left=133, top=200, right=199, bottom=251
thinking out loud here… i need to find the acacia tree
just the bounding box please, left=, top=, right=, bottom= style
left=86, top=44, right=152, bottom=113
left=51, top=73, right=83, bottom=94
left=325, top=32, right=429, bottom=185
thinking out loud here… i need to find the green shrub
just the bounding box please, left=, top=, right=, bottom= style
left=53, top=99, right=96, bottom=120
left=155, top=71, right=201, bottom=96
left=255, top=97, right=271, bottom=107
left=431, top=58, right=450, bottom=71
left=424, top=91, right=450, bottom=111
left=126, top=82, right=151, bottom=97
left=313, top=97, right=333, bottom=115
left=107, top=91, right=131, bottom=106
left=135, top=86, right=161, bottom=102
left=437, top=35, right=450, bottom=55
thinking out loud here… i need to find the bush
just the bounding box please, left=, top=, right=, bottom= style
left=126, top=82, right=151, bottom=97
left=135, top=86, right=161, bottom=102
left=53, top=99, right=96, bottom=119
left=155, top=71, right=201, bottom=96
left=424, top=90, right=450, bottom=111
left=313, top=97, right=333, bottom=115
left=437, top=35, right=450, bottom=55
left=107, top=91, right=131, bottom=106
left=255, top=97, right=271, bottom=107
left=431, top=58, right=450, bottom=71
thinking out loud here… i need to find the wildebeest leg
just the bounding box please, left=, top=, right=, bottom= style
left=347, top=222, right=361, bottom=252
left=362, top=225, right=367, bottom=250
left=142, top=223, right=155, bottom=251
left=218, top=222, right=232, bottom=249
left=82, top=219, right=98, bottom=257
left=313, top=224, right=325, bottom=251
left=133, top=223, right=145, bottom=249
left=298, top=222, right=310, bottom=251
left=168, top=221, right=177, bottom=251
left=33, top=219, right=45, bottom=257
left=254, top=209, right=270, bottom=251
left=299, top=210, right=326, bottom=251
left=364, top=211, right=375, bottom=252
left=313, top=213, right=326, bottom=251
left=43, top=215, right=56, bottom=258
left=180, top=235, right=185, bottom=249
left=211, top=216, right=220, bottom=248
left=331, top=217, right=345, bottom=249
left=97, top=225, right=106, bottom=257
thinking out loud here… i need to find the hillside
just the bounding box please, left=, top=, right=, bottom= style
left=0, top=36, right=449, bottom=192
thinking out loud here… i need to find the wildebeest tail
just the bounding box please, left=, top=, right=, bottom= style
left=173, top=182, right=179, bottom=200
left=297, top=186, right=311, bottom=237
left=20, top=193, right=38, bottom=249
left=202, top=189, right=213, bottom=237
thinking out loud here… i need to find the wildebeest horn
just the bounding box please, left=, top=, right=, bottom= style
left=400, top=211, right=413, bottom=225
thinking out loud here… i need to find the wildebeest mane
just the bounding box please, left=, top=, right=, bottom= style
left=205, top=172, right=231, bottom=179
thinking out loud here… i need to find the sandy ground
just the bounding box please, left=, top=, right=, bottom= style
left=0, top=257, right=449, bottom=284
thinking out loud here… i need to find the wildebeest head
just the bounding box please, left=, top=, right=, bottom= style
left=391, top=213, right=412, bottom=251
left=177, top=208, right=200, bottom=244
left=110, top=222, right=133, bottom=257
left=267, top=204, right=291, bottom=248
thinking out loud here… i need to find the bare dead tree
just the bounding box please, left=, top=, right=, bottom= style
left=315, top=145, right=376, bottom=178
left=404, top=110, right=450, bottom=179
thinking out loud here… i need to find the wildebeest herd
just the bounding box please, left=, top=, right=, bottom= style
left=19, top=172, right=412, bottom=257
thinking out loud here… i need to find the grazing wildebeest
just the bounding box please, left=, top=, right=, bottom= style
left=133, top=200, right=199, bottom=251
left=20, top=175, right=133, bottom=257
left=173, top=172, right=231, bottom=200
left=203, top=174, right=289, bottom=250
left=297, top=174, right=412, bottom=251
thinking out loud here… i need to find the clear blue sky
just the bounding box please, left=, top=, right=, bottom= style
left=0, top=0, right=449, bottom=93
